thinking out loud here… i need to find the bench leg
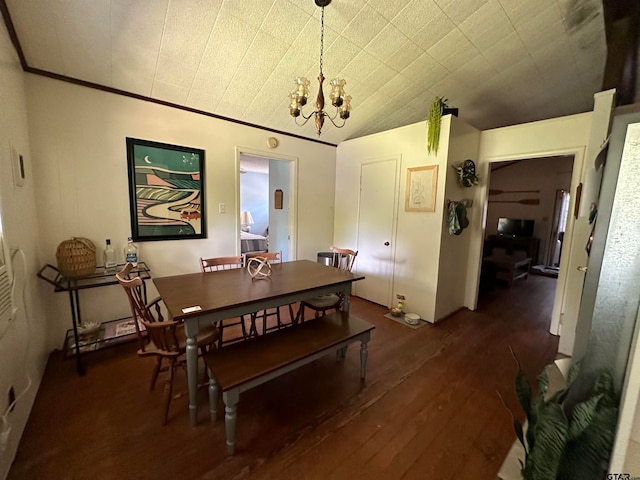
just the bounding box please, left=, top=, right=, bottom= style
left=360, top=338, right=370, bottom=380
left=222, top=389, right=240, bottom=455
left=207, top=367, right=218, bottom=422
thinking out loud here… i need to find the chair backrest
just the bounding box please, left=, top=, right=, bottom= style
left=200, top=256, right=244, bottom=272
left=330, top=246, right=357, bottom=272
left=244, top=251, right=282, bottom=265
left=140, top=320, right=182, bottom=356
left=116, top=263, right=174, bottom=353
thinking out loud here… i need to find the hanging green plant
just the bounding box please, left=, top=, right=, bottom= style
left=427, top=96, right=448, bottom=155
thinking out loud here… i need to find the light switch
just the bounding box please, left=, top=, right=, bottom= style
left=218, top=203, right=226, bottom=214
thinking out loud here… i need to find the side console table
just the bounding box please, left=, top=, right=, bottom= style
left=38, top=262, right=151, bottom=375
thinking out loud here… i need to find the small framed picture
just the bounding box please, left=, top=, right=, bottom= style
left=274, top=189, right=283, bottom=209
left=405, top=165, right=438, bottom=212
left=126, top=137, right=206, bottom=241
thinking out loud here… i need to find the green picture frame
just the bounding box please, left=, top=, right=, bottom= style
left=126, top=137, right=206, bottom=241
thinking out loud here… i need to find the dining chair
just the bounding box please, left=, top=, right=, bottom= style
left=296, top=246, right=358, bottom=322
left=116, top=263, right=219, bottom=425
left=200, top=256, right=248, bottom=346
left=244, top=251, right=294, bottom=335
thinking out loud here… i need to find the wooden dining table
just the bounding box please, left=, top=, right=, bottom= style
left=153, top=259, right=365, bottom=425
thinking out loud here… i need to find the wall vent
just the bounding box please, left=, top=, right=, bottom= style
left=0, top=233, right=13, bottom=330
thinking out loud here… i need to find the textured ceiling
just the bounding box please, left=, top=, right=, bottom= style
left=5, top=0, right=607, bottom=145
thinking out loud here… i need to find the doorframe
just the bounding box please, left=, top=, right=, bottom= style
left=470, top=146, right=585, bottom=340
left=547, top=189, right=570, bottom=267
left=354, top=155, right=401, bottom=307
left=235, top=147, right=298, bottom=260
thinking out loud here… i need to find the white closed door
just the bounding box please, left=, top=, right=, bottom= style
left=355, top=158, right=398, bottom=306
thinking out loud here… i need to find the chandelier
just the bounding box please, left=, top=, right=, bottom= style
left=288, top=0, right=351, bottom=136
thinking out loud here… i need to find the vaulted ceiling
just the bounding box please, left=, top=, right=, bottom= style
left=3, top=0, right=607, bottom=145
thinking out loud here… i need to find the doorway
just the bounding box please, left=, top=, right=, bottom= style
left=354, top=157, right=399, bottom=307
left=480, top=156, right=574, bottom=293
left=478, top=154, right=580, bottom=351
left=238, top=152, right=296, bottom=261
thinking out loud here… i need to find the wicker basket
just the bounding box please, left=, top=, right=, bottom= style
left=56, top=237, right=97, bottom=277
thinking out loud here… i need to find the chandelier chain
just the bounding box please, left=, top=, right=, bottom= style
left=319, top=6, right=324, bottom=75
left=288, top=0, right=350, bottom=136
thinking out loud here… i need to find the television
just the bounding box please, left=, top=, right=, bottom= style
left=497, top=218, right=534, bottom=237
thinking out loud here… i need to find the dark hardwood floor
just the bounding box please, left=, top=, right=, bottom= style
left=8, top=275, right=559, bottom=480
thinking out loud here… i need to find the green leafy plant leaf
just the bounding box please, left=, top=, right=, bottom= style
left=427, top=96, right=447, bottom=155
left=501, top=350, right=619, bottom=480
left=567, top=394, right=602, bottom=440
left=523, top=403, right=568, bottom=480
left=558, top=407, right=618, bottom=480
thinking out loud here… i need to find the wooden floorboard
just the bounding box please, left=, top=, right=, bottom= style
left=8, top=275, right=559, bottom=480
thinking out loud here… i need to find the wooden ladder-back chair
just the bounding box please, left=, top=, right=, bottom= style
left=244, top=251, right=293, bottom=335
left=116, top=263, right=218, bottom=425
left=199, top=256, right=248, bottom=346
left=296, top=246, right=358, bottom=322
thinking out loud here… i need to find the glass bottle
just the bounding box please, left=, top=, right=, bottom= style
left=124, top=237, right=138, bottom=267
left=103, top=239, right=117, bottom=271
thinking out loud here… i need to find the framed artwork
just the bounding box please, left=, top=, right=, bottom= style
left=274, top=189, right=283, bottom=209
left=405, top=165, right=438, bottom=212
left=126, top=137, right=206, bottom=241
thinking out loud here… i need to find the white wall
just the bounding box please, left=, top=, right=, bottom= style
left=434, top=118, right=481, bottom=320
left=467, top=113, right=592, bottom=322
left=335, top=116, right=480, bottom=323
left=240, top=171, right=269, bottom=236
left=336, top=121, right=443, bottom=321
left=269, top=159, right=292, bottom=261
left=0, top=22, right=49, bottom=480
left=24, top=74, right=337, bottom=350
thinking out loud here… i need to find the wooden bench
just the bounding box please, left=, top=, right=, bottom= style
left=203, top=310, right=375, bottom=454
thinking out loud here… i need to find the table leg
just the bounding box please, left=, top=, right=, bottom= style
left=342, top=287, right=351, bottom=313
left=360, top=334, right=370, bottom=380
left=208, top=367, right=218, bottom=422
left=338, top=285, right=352, bottom=359
left=223, top=389, right=240, bottom=455
left=184, top=318, right=200, bottom=426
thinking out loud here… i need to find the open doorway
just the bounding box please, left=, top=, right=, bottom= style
left=238, top=152, right=295, bottom=261
left=479, top=155, right=574, bottom=295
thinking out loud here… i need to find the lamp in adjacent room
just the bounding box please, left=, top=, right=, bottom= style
left=288, top=0, right=351, bottom=136
left=240, top=210, right=254, bottom=233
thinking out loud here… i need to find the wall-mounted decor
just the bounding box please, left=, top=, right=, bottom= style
left=489, top=198, right=540, bottom=205
left=274, top=189, right=283, bottom=209
left=126, top=137, right=206, bottom=242
left=453, top=159, right=479, bottom=187
left=427, top=97, right=457, bottom=155
left=405, top=165, right=438, bottom=212
left=489, top=189, right=540, bottom=195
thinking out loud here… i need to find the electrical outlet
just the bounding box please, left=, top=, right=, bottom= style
left=218, top=203, right=226, bottom=214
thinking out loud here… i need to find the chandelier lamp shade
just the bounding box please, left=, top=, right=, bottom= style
left=288, top=0, right=351, bottom=136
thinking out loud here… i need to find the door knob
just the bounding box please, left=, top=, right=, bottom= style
left=577, top=266, right=588, bottom=272
left=384, top=241, right=390, bottom=246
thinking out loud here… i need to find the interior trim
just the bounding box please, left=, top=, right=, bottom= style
left=0, top=0, right=337, bottom=148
